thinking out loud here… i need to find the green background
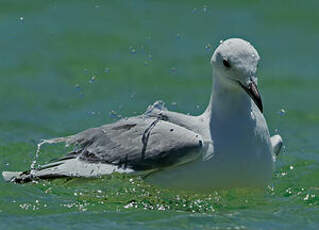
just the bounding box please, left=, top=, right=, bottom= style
left=0, top=0, right=318, bottom=229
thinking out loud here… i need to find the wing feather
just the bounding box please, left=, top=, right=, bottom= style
left=60, top=116, right=204, bottom=170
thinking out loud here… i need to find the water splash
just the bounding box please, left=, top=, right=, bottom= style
left=30, top=138, right=68, bottom=175
left=109, top=110, right=122, bottom=119
left=144, top=100, right=168, bottom=115
left=30, top=140, right=47, bottom=172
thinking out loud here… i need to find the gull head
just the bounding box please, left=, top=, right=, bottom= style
left=211, top=38, right=263, bottom=113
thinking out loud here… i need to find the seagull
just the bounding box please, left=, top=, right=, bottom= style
left=2, top=38, right=283, bottom=189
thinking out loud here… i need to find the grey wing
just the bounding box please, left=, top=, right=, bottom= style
left=2, top=116, right=204, bottom=183
left=55, top=116, right=204, bottom=170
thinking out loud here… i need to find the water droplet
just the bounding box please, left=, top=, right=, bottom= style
left=124, top=202, right=134, bottom=209
left=129, top=46, right=136, bottom=54
left=144, top=100, right=168, bottom=115
left=130, top=92, right=136, bottom=99
left=109, top=110, right=122, bottom=119
left=205, top=43, right=212, bottom=52
left=304, top=194, right=309, bottom=201
left=19, top=16, right=24, bottom=21
left=278, top=108, right=286, bottom=116
left=203, top=5, right=208, bottom=13
left=104, top=67, right=110, bottom=73
left=170, top=67, right=176, bottom=73
left=89, top=76, right=96, bottom=83
left=74, top=84, right=84, bottom=97
left=219, top=40, right=224, bottom=44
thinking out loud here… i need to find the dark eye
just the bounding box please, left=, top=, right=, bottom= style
left=223, top=59, right=231, bottom=68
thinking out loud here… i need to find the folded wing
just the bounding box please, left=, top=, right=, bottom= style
left=4, top=116, right=204, bottom=183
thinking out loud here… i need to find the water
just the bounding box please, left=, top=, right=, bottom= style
left=1, top=0, right=319, bottom=229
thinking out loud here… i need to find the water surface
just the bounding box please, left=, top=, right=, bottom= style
left=0, top=0, right=319, bottom=229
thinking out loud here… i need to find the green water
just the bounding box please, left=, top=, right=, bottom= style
left=1, top=0, right=319, bottom=229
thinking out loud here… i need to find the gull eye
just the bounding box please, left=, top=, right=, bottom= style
left=223, top=59, right=231, bottom=68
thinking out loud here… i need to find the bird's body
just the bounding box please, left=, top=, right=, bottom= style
left=145, top=72, right=274, bottom=189
left=3, top=38, right=283, bottom=189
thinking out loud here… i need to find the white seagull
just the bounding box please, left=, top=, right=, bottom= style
left=3, top=38, right=283, bottom=189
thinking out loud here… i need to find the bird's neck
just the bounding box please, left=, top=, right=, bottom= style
left=204, top=71, right=252, bottom=121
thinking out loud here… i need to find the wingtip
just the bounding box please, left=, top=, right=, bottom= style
left=2, top=171, right=23, bottom=182
left=271, top=134, right=283, bottom=156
